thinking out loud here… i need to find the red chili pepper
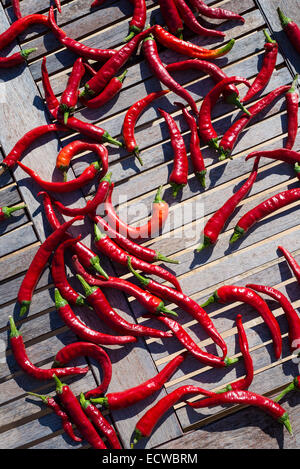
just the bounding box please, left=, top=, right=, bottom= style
left=186, top=390, right=292, bottom=434
left=158, top=107, right=188, bottom=197
left=93, top=223, right=182, bottom=291
left=53, top=342, right=112, bottom=399
left=8, top=316, right=89, bottom=379
left=54, top=174, right=110, bottom=216
left=173, top=0, right=225, bottom=37
left=79, top=393, right=122, bottom=449
left=18, top=160, right=102, bottom=193
left=217, top=314, right=254, bottom=393
left=17, top=215, right=83, bottom=316
left=53, top=375, right=107, bottom=449
left=278, top=8, right=300, bottom=55
left=131, top=384, right=216, bottom=446
left=54, top=0, right=62, bottom=13
left=38, top=191, right=108, bottom=278
left=59, top=58, right=85, bottom=124
left=188, top=0, right=245, bottom=23
left=157, top=0, right=183, bottom=37
left=0, top=14, right=48, bottom=51
left=51, top=236, right=86, bottom=306
left=104, top=183, right=170, bottom=240
left=91, top=0, right=106, bottom=6
left=80, top=70, right=127, bottom=109
left=285, top=74, right=299, bottom=150
left=128, top=259, right=229, bottom=359
left=90, top=353, right=187, bottom=410
left=274, top=376, right=300, bottom=402
left=198, top=76, right=251, bottom=151
left=122, top=89, right=169, bottom=165
left=72, top=255, right=177, bottom=318
left=201, top=285, right=282, bottom=359
left=47, top=7, right=116, bottom=62
left=167, top=60, right=249, bottom=116
left=149, top=314, right=237, bottom=367
left=241, top=30, right=278, bottom=104
left=175, top=101, right=206, bottom=188
left=80, top=26, right=154, bottom=98
left=230, top=187, right=300, bottom=244
left=197, top=157, right=260, bottom=251
left=278, top=245, right=300, bottom=286
left=218, top=84, right=291, bottom=160
left=27, top=392, right=82, bottom=443
left=77, top=274, right=174, bottom=339
left=246, top=283, right=300, bottom=353
left=55, top=139, right=109, bottom=181
left=142, top=33, right=198, bottom=114
left=55, top=288, right=138, bottom=345
left=245, top=148, right=300, bottom=168
left=123, top=0, right=147, bottom=42
left=153, top=25, right=235, bottom=59
left=0, top=123, right=67, bottom=175
left=0, top=203, right=26, bottom=222
left=0, top=48, right=36, bottom=68
left=12, top=0, right=22, bottom=19
left=91, top=213, right=178, bottom=264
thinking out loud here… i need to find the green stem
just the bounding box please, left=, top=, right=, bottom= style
left=90, top=255, right=109, bottom=280
left=170, top=182, right=185, bottom=198
left=134, top=148, right=143, bottom=166
left=278, top=412, right=293, bottom=435
left=230, top=226, right=245, bottom=244
left=102, top=131, right=123, bottom=148
left=273, top=380, right=297, bottom=402
left=277, top=7, right=291, bottom=28
left=156, top=301, right=178, bottom=317
left=196, top=170, right=206, bottom=189
left=90, top=396, right=108, bottom=407
left=131, top=428, right=144, bottom=448
left=263, top=28, right=277, bottom=44
left=101, top=171, right=112, bottom=183
left=288, top=74, right=299, bottom=94
left=200, top=292, right=218, bottom=308
left=155, top=252, right=179, bottom=264
left=53, top=374, right=64, bottom=394
left=27, top=392, right=49, bottom=403
left=153, top=185, right=164, bottom=203
left=19, top=301, right=31, bottom=317
left=8, top=315, right=20, bottom=338
left=127, top=256, right=150, bottom=286
left=76, top=274, right=98, bottom=297
left=225, top=93, right=251, bottom=116
left=196, top=235, right=212, bottom=252
left=20, top=48, right=37, bottom=59
left=117, top=69, right=128, bottom=83
left=79, top=392, right=91, bottom=410
left=55, top=288, right=68, bottom=309
left=2, top=204, right=26, bottom=218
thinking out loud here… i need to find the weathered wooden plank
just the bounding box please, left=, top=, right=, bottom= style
left=0, top=243, right=39, bottom=282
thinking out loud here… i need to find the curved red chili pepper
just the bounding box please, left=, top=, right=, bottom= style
left=90, top=353, right=187, bottom=410
left=93, top=223, right=182, bottom=291
left=123, top=0, right=147, bottom=42
left=72, top=255, right=176, bottom=318
left=274, top=376, right=300, bottom=402
left=80, top=70, right=127, bottom=109
left=175, top=101, right=206, bottom=188
left=167, top=61, right=249, bottom=116
left=217, top=314, right=254, bottom=393
left=104, top=183, right=169, bottom=240
left=241, top=30, right=278, bottom=104
left=0, top=48, right=36, bottom=68
left=218, top=84, right=291, bottom=160
left=38, top=191, right=108, bottom=278
left=186, top=390, right=292, bottom=435
left=27, top=392, right=82, bottom=443
left=153, top=25, right=235, bottom=59
left=0, top=203, right=26, bottom=222
left=201, top=285, right=282, bottom=359
left=246, top=283, right=300, bottom=353
left=158, top=107, right=188, bottom=197
left=230, top=187, right=300, bottom=244
left=53, top=375, right=107, bottom=449
left=9, top=316, right=89, bottom=380
left=0, top=14, right=48, bottom=51
left=60, top=58, right=85, bottom=124
left=158, top=0, right=183, bottom=37
left=91, top=214, right=178, bottom=264
left=122, top=89, right=169, bottom=165
left=17, top=215, right=84, bottom=316
left=285, top=74, right=299, bottom=150
left=51, top=236, right=86, bottom=306
left=198, top=76, right=251, bottom=151
left=77, top=274, right=174, bottom=338
left=54, top=0, right=62, bottom=13
left=0, top=123, right=68, bottom=175
left=80, top=394, right=122, bottom=449
left=47, top=7, right=116, bottom=62
left=80, top=26, right=154, bottom=98
left=188, top=0, right=245, bottom=23
left=278, top=8, right=300, bottom=55
left=278, top=245, right=300, bottom=286
left=142, top=33, right=198, bottom=114
left=55, top=288, right=138, bottom=345
left=174, top=0, right=225, bottom=37
left=131, top=384, right=216, bottom=446
left=12, top=0, right=22, bottom=19
left=245, top=148, right=300, bottom=167
left=128, top=259, right=228, bottom=360
left=55, top=139, right=109, bottom=181
left=197, top=157, right=260, bottom=251
left=18, top=160, right=102, bottom=193
left=53, top=342, right=112, bottom=399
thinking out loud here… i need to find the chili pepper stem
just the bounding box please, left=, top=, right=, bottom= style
left=127, top=257, right=150, bottom=286
left=196, top=235, right=212, bottom=252
left=278, top=412, right=293, bottom=435
left=19, top=301, right=31, bottom=317
left=90, top=255, right=109, bottom=280
left=77, top=274, right=98, bottom=296
left=170, top=182, right=185, bottom=198
left=200, top=292, right=218, bottom=308
left=8, top=315, right=20, bottom=338
left=288, top=74, right=299, bottom=93
left=102, top=131, right=123, bottom=148
left=277, top=7, right=291, bottom=28
left=90, top=397, right=108, bottom=407
left=263, top=28, right=277, bottom=44
left=196, top=170, right=207, bottom=189
left=55, top=288, right=69, bottom=309
left=27, top=391, right=49, bottom=403
left=218, top=148, right=232, bottom=161
left=230, top=226, right=245, bottom=244
left=224, top=356, right=239, bottom=366
left=155, top=252, right=179, bottom=264
left=79, top=392, right=90, bottom=409
left=131, top=428, right=143, bottom=448
left=134, top=148, right=144, bottom=166
left=274, top=379, right=298, bottom=402
left=2, top=203, right=26, bottom=218
left=53, top=374, right=64, bottom=394
left=21, top=48, right=37, bottom=59
left=225, top=93, right=251, bottom=116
